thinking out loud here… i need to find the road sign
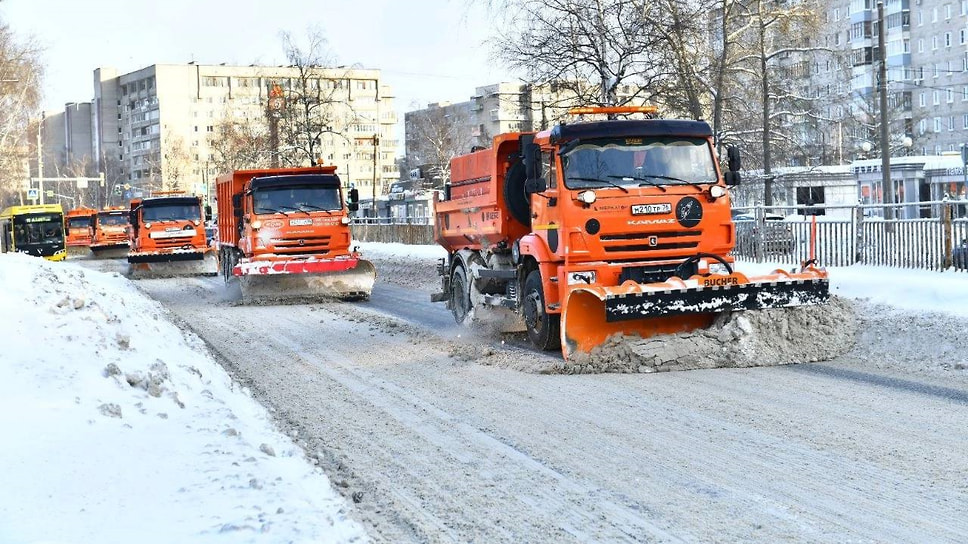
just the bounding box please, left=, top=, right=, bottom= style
left=45, top=190, right=54, bottom=198
left=124, top=191, right=132, bottom=200
left=76, top=178, right=88, bottom=189
left=27, top=188, right=38, bottom=199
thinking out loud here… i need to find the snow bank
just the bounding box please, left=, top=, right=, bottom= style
left=0, top=254, right=365, bottom=544
left=738, top=261, right=968, bottom=318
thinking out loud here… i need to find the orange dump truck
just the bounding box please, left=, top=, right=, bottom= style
left=215, top=166, right=374, bottom=303
left=127, top=193, right=216, bottom=278
left=432, top=106, right=829, bottom=359
left=65, top=207, right=96, bottom=256
left=90, top=206, right=131, bottom=258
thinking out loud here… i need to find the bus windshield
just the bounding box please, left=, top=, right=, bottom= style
left=142, top=204, right=200, bottom=222
left=98, top=213, right=128, bottom=226
left=253, top=185, right=341, bottom=214
left=14, top=214, right=64, bottom=246
left=562, top=137, right=717, bottom=190
left=67, top=217, right=92, bottom=229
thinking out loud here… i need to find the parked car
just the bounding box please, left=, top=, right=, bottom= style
left=733, top=213, right=796, bottom=254
left=954, top=238, right=967, bottom=269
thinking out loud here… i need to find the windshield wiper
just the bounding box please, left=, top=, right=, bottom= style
left=567, top=176, right=630, bottom=193
left=633, top=174, right=704, bottom=192
left=256, top=207, right=289, bottom=215
left=606, top=174, right=666, bottom=192
left=298, top=203, right=335, bottom=214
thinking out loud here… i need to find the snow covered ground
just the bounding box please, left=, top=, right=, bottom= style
left=0, top=254, right=366, bottom=544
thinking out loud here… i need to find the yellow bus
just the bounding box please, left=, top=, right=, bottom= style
left=0, top=204, right=67, bottom=261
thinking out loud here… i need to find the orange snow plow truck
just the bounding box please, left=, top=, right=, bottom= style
left=215, top=165, right=375, bottom=303
left=432, top=106, right=829, bottom=359
left=90, top=206, right=131, bottom=258
left=127, top=193, right=217, bottom=278
left=65, top=207, right=96, bottom=256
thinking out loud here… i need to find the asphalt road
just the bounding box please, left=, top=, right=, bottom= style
left=105, top=266, right=968, bottom=544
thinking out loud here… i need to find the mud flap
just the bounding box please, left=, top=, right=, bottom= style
left=127, top=251, right=218, bottom=279
left=561, top=273, right=830, bottom=360
left=239, top=259, right=376, bottom=304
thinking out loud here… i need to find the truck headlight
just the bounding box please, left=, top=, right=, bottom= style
left=709, top=185, right=727, bottom=199
left=251, top=220, right=262, bottom=229
left=340, top=217, right=351, bottom=225
left=577, top=190, right=597, bottom=204
left=567, top=271, right=596, bottom=285
left=144, top=223, right=152, bottom=229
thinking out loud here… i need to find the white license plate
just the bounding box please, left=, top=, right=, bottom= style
left=289, top=219, right=313, bottom=226
left=631, top=203, right=671, bottom=215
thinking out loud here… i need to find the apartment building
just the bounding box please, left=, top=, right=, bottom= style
left=811, top=0, right=968, bottom=161
left=92, top=63, right=397, bottom=204
left=405, top=80, right=650, bottom=170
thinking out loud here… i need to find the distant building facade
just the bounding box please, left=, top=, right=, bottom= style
left=92, top=63, right=397, bottom=204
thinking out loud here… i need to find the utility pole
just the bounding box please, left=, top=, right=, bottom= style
left=877, top=1, right=894, bottom=222
left=372, top=133, right=379, bottom=220
left=36, top=115, right=44, bottom=205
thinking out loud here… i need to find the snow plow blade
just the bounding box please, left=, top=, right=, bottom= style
left=67, top=246, right=90, bottom=258
left=235, top=257, right=376, bottom=304
left=561, top=268, right=829, bottom=360
left=127, top=250, right=218, bottom=279
left=90, top=244, right=130, bottom=259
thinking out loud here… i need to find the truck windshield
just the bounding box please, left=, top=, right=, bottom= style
left=98, top=213, right=128, bottom=226
left=67, top=217, right=92, bottom=229
left=13, top=214, right=64, bottom=246
left=142, top=204, right=200, bottom=222
left=253, top=186, right=341, bottom=214
left=562, top=137, right=717, bottom=190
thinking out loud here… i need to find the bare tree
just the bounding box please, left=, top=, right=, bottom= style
left=272, top=27, right=353, bottom=167
left=405, top=103, right=479, bottom=190
left=0, top=22, right=42, bottom=206
left=490, top=0, right=667, bottom=107
left=161, top=135, right=192, bottom=192
left=208, top=110, right=273, bottom=173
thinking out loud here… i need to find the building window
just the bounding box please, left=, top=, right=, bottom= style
left=963, top=114, right=968, bottom=129
left=920, top=92, right=926, bottom=106
left=918, top=38, right=924, bottom=52
left=948, top=88, right=955, bottom=103
left=934, top=117, right=942, bottom=132
left=932, top=36, right=939, bottom=50
left=934, top=90, right=940, bottom=104
left=945, top=3, right=952, bottom=19
left=946, top=32, right=952, bottom=47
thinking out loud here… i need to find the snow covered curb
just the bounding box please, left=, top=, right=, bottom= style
left=0, top=254, right=366, bottom=544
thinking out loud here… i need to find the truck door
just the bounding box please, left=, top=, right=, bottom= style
left=531, top=150, right=562, bottom=258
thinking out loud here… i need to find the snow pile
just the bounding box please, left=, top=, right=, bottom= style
left=558, top=296, right=857, bottom=374
left=357, top=241, right=446, bottom=292
left=0, top=254, right=366, bottom=544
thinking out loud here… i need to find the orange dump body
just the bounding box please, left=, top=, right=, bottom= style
left=433, top=115, right=829, bottom=358
left=65, top=207, right=97, bottom=249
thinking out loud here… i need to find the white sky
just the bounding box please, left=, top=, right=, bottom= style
left=1, top=0, right=518, bottom=153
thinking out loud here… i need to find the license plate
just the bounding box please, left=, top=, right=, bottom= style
left=631, top=203, right=671, bottom=215
left=289, top=219, right=313, bottom=226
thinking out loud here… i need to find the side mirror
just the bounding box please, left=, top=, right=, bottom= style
left=231, top=194, right=242, bottom=209
left=348, top=202, right=359, bottom=212
left=724, top=171, right=742, bottom=186
left=525, top=178, right=548, bottom=193
left=204, top=205, right=213, bottom=222
left=726, top=145, right=741, bottom=172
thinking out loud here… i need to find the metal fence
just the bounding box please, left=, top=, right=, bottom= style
left=733, top=201, right=968, bottom=271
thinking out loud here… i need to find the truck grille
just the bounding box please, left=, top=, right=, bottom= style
left=271, top=235, right=331, bottom=254
left=155, top=236, right=195, bottom=249
left=600, top=230, right=702, bottom=253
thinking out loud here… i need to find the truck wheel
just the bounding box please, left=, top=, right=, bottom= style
left=523, top=270, right=560, bottom=350
left=450, top=265, right=472, bottom=324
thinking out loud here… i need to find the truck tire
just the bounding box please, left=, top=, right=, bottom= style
left=450, top=264, right=472, bottom=324
left=523, top=270, right=560, bottom=350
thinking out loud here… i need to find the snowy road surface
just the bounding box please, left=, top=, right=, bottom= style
left=106, top=245, right=968, bottom=544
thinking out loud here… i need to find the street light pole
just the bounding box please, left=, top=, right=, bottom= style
left=877, top=1, right=894, bottom=222
left=372, top=133, right=379, bottom=220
